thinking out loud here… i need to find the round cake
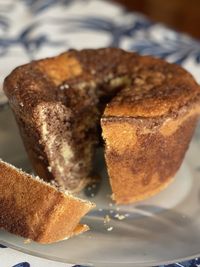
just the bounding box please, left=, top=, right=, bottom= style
left=4, top=48, right=200, bottom=204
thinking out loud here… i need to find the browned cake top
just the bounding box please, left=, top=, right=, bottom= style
left=4, top=48, right=200, bottom=119
left=103, top=55, right=199, bottom=117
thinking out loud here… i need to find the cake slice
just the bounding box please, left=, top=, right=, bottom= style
left=0, top=159, right=94, bottom=243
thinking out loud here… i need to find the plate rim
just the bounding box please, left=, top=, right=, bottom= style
left=1, top=237, right=200, bottom=266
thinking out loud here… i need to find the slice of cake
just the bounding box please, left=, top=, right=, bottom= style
left=0, top=159, right=94, bottom=243
left=4, top=48, right=200, bottom=204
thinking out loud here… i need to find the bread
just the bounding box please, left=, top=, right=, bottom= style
left=4, top=48, right=200, bottom=204
left=0, top=159, right=94, bottom=243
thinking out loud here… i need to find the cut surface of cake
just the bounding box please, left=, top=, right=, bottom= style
left=4, top=48, right=200, bottom=204
left=0, top=159, right=94, bottom=243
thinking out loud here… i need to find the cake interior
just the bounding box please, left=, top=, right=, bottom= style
left=43, top=75, right=132, bottom=192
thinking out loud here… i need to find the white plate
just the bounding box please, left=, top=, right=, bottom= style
left=1, top=104, right=200, bottom=267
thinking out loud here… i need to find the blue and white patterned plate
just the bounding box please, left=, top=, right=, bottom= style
left=1, top=1, right=200, bottom=267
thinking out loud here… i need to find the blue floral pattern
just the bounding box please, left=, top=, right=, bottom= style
left=60, top=16, right=152, bottom=47
left=0, top=15, right=151, bottom=57
left=128, top=27, right=200, bottom=65
left=22, top=0, right=88, bottom=14
left=12, top=263, right=30, bottom=267
left=0, top=21, right=65, bottom=58
left=157, top=257, right=200, bottom=267
left=0, top=244, right=7, bottom=248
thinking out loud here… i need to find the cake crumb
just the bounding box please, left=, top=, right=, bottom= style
left=115, top=213, right=125, bottom=220
left=107, top=227, right=113, bottom=232
left=118, top=215, right=125, bottom=220
left=60, top=84, right=69, bottom=90
left=50, top=180, right=57, bottom=187
left=47, top=166, right=52, bottom=172
left=20, top=102, right=24, bottom=107
left=104, top=215, right=111, bottom=224
left=91, top=193, right=95, bottom=197
left=109, top=203, right=113, bottom=207
left=24, top=239, right=31, bottom=244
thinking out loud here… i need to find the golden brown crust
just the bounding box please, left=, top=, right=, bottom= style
left=0, top=160, right=94, bottom=243
left=37, top=53, right=82, bottom=86
left=103, top=55, right=200, bottom=117
left=102, top=103, right=200, bottom=204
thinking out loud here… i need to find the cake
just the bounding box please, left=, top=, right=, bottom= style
left=0, top=159, right=94, bottom=243
left=4, top=48, right=200, bottom=204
